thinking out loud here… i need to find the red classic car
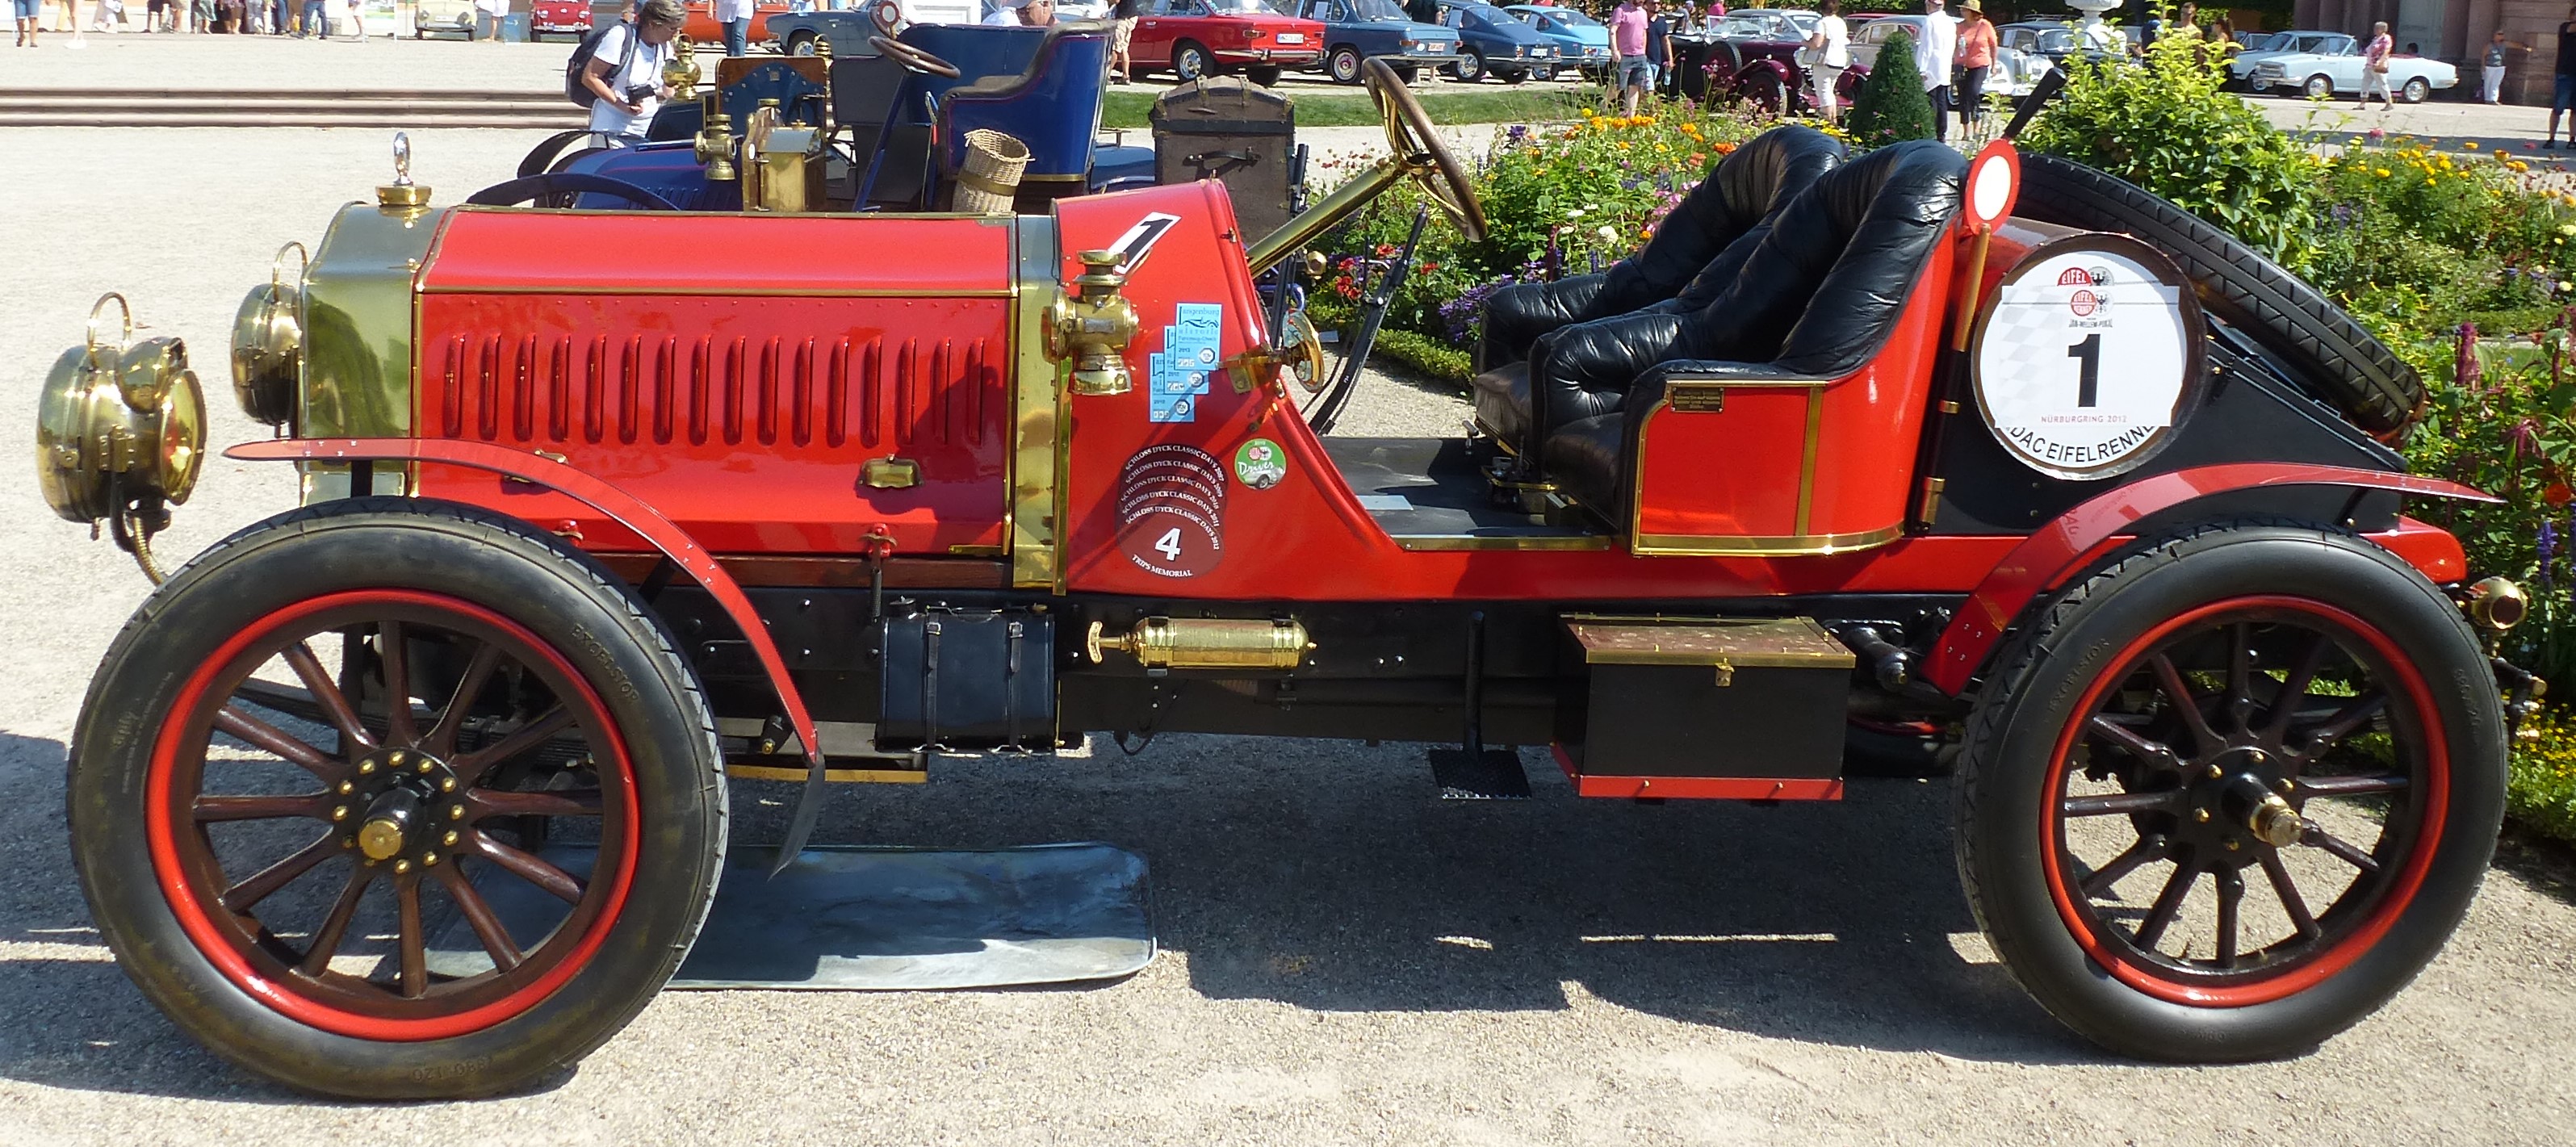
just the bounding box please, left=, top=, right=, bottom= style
left=530, top=0, right=593, bottom=40
left=39, top=64, right=2532, bottom=1100
left=1129, top=0, right=1326, bottom=85
left=684, top=0, right=794, bottom=45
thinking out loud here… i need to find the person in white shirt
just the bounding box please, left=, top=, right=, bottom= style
left=584, top=0, right=685, bottom=144
left=714, top=0, right=752, bottom=53
left=1803, top=0, right=1849, bottom=123
left=982, top=0, right=1049, bottom=23
left=1912, top=0, right=1955, bottom=141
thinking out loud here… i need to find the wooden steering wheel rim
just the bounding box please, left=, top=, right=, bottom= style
left=1360, top=58, right=1488, bottom=244
left=869, top=34, right=961, bottom=78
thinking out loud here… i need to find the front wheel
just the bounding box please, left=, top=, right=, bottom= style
left=2304, top=73, right=2333, bottom=98
left=1450, top=48, right=1484, bottom=82
left=1956, top=521, right=2504, bottom=1062
left=1328, top=44, right=1363, bottom=83
left=69, top=497, right=726, bottom=1099
left=785, top=29, right=816, bottom=56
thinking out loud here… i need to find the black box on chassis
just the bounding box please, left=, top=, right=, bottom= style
left=875, top=609, right=1056, bottom=752
left=1554, top=617, right=1853, bottom=779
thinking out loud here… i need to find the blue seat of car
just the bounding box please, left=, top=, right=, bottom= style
left=1090, top=144, right=1158, bottom=194
left=937, top=23, right=1112, bottom=195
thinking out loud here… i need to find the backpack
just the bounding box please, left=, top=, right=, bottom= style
left=564, top=19, right=642, bottom=108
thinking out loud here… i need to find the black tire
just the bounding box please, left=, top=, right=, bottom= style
left=1173, top=39, right=1213, bottom=81
left=2304, top=73, right=2333, bottom=98
left=1498, top=66, right=1527, bottom=84
left=69, top=497, right=726, bottom=1099
left=2401, top=76, right=2429, bottom=103
left=1531, top=62, right=1555, bottom=81
left=1451, top=48, right=1485, bottom=82
left=1955, top=521, right=2503, bottom=1062
left=785, top=29, right=815, bottom=56
left=1328, top=44, right=1363, bottom=83
left=2016, top=153, right=2425, bottom=437
left=1246, top=63, right=1283, bottom=86
left=1736, top=69, right=1784, bottom=114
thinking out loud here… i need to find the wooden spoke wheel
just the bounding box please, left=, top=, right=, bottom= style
left=70, top=498, right=724, bottom=1099
left=1958, top=522, right=2505, bottom=1062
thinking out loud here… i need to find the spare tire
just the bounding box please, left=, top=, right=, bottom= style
left=2014, top=153, right=2425, bottom=438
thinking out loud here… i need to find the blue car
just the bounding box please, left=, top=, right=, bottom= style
left=1290, top=0, right=1465, bottom=84
left=1503, top=3, right=1611, bottom=79
left=1433, top=0, right=1561, bottom=83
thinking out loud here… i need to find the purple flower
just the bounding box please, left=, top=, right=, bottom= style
left=2541, top=519, right=2557, bottom=588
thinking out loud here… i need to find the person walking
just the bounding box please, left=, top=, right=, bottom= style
left=1953, top=0, right=1992, bottom=136
left=2554, top=7, right=2576, bottom=145
left=2357, top=20, right=2394, bottom=110
left=714, top=0, right=750, bottom=55
left=1644, top=0, right=1673, bottom=98
left=297, top=0, right=321, bottom=36
left=1109, top=0, right=1137, bottom=82
left=584, top=0, right=685, bottom=145
left=1804, top=0, right=1848, bottom=123
left=2485, top=29, right=2528, bottom=105
left=14, top=0, right=38, bottom=44
left=1915, top=0, right=1956, bottom=140
left=474, top=0, right=505, bottom=39
left=1611, top=0, right=1649, bottom=115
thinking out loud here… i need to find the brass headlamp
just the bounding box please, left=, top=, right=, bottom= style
left=229, top=241, right=306, bottom=429
left=664, top=35, right=702, bottom=101
left=37, top=294, right=208, bottom=582
left=1041, top=250, right=1140, bottom=396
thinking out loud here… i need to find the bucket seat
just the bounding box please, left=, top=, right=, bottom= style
left=1470, top=125, right=1845, bottom=456
left=1531, top=140, right=1967, bottom=525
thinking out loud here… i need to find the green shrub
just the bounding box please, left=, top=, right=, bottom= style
left=1844, top=30, right=1935, bottom=148
left=2020, top=20, right=2321, bottom=265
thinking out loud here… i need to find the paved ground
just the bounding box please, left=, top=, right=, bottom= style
left=6, top=61, right=2576, bottom=1147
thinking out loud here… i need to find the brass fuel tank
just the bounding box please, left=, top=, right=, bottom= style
left=1086, top=617, right=1313, bottom=672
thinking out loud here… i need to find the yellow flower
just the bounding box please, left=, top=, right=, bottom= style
left=2465, top=140, right=2480, bottom=149
left=2375, top=168, right=2391, bottom=178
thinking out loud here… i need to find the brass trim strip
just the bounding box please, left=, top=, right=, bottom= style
left=1009, top=213, right=1066, bottom=592
left=1389, top=533, right=1612, bottom=551
left=1794, top=383, right=1823, bottom=535
left=418, top=285, right=1016, bottom=298
left=1630, top=523, right=1904, bottom=556
left=726, top=763, right=925, bottom=785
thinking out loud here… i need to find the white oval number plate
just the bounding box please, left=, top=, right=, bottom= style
left=1972, top=241, right=2201, bottom=480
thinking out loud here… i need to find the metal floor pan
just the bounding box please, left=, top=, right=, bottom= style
left=426, top=843, right=1155, bottom=990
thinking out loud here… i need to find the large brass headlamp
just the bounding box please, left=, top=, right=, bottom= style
left=38, top=294, right=207, bottom=580
left=229, top=241, right=305, bottom=429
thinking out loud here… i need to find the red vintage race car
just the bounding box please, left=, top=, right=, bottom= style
left=36, top=64, right=2537, bottom=1099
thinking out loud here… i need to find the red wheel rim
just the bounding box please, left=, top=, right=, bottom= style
left=2038, top=596, right=2448, bottom=1007
left=145, top=589, right=641, bottom=1041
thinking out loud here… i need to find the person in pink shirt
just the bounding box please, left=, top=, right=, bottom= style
left=1953, top=0, right=1995, bottom=135
left=2358, top=20, right=2394, bottom=110
left=1611, top=0, right=1648, bottom=115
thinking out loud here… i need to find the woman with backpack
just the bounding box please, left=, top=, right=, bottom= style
left=580, top=0, right=687, bottom=146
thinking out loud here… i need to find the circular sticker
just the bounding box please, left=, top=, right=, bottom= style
left=1971, top=236, right=2205, bottom=481
left=1119, top=506, right=1222, bottom=579
left=1116, top=444, right=1225, bottom=579
left=1234, top=437, right=1288, bottom=491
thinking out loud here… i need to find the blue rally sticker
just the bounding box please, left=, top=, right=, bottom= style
left=1146, top=303, right=1225, bottom=423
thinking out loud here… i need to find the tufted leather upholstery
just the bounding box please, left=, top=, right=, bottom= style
left=1537, top=140, right=1969, bottom=523
left=1471, top=126, right=1844, bottom=456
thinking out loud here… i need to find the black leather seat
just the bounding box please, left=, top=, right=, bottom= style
left=1534, top=140, right=1968, bottom=523
left=1469, top=125, right=1845, bottom=455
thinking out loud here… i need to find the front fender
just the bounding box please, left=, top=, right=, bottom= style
left=1923, top=463, right=2499, bottom=697
left=224, top=437, right=826, bottom=781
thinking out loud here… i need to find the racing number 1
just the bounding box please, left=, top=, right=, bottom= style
left=2066, top=333, right=2101, bottom=408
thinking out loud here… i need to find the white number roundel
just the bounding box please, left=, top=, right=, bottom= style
left=1971, top=238, right=2205, bottom=480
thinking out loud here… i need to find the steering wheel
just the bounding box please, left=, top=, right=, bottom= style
left=464, top=174, right=683, bottom=211
left=1361, top=58, right=1487, bottom=243
left=869, top=34, right=961, bottom=79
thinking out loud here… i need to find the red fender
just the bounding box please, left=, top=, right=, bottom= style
left=1922, top=463, right=2499, bottom=697
left=224, top=437, right=824, bottom=781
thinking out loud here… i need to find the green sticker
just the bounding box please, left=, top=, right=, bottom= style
left=1233, top=437, right=1288, bottom=491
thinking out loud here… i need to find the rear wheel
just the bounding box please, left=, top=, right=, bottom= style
left=69, top=497, right=725, bottom=1099
left=1451, top=48, right=1485, bottom=82
left=1497, top=66, right=1527, bottom=84
left=1531, top=62, right=1555, bottom=81
left=1328, top=44, right=1363, bottom=83
left=1957, top=522, right=2503, bottom=1061
left=2401, top=76, right=2429, bottom=103
left=1246, top=63, right=1284, bottom=86
left=1173, top=39, right=1213, bottom=81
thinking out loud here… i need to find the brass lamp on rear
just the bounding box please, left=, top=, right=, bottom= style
left=1041, top=250, right=1140, bottom=396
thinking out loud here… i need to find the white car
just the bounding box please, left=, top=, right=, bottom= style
left=2242, top=34, right=2457, bottom=102
left=1847, top=15, right=2047, bottom=98
left=412, top=0, right=479, bottom=38
left=2227, top=29, right=2350, bottom=85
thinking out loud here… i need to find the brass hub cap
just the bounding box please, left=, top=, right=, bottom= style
left=337, top=747, right=463, bottom=876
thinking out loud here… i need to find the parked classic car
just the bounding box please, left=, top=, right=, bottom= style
left=1503, top=2, right=1610, bottom=77
left=1704, top=6, right=1817, bottom=43
left=2226, top=29, right=2350, bottom=85
left=1677, top=10, right=1859, bottom=114
left=2241, top=32, right=2457, bottom=101
left=1129, top=0, right=1324, bottom=83
left=1291, top=0, right=1464, bottom=83
left=410, top=0, right=477, bottom=38
left=1434, top=0, right=1560, bottom=83
left=531, top=0, right=593, bottom=40
left=41, top=52, right=2534, bottom=1103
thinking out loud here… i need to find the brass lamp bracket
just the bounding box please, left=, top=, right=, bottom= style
left=1041, top=250, right=1141, bottom=396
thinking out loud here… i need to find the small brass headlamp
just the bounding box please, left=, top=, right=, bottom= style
left=1042, top=250, right=1141, bottom=396
left=230, top=241, right=306, bottom=429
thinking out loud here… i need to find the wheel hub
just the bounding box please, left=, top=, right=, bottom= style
left=337, top=747, right=465, bottom=875
left=2171, top=744, right=2306, bottom=866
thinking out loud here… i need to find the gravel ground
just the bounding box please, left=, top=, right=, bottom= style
left=6, top=110, right=2576, bottom=1146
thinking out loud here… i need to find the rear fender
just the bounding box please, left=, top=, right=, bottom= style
left=224, top=437, right=825, bottom=779
left=1922, top=462, right=2498, bottom=697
